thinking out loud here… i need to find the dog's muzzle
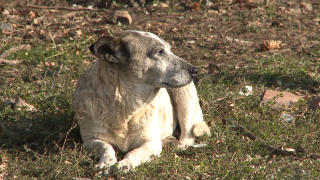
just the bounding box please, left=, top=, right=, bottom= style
left=189, top=67, right=198, bottom=77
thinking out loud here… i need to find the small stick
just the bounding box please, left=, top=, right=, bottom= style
left=0, top=59, right=23, bottom=66
left=27, top=5, right=109, bottom=12
left=222, top=118, right=296, bottom=157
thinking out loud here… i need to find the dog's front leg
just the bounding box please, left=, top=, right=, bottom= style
left=83, top=139, right=117, bottom=168
left=116, top=141, right=162, bottom=172
left=167, top=82, right=203, bottom=148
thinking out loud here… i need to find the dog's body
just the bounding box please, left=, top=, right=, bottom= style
left=73, top=30, right=210, bottom=171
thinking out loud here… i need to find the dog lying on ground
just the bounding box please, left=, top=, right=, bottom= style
left=73, top=30, right=211, bottom=172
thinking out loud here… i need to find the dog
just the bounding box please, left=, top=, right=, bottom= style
left=73, top=30, right=211, bottom=172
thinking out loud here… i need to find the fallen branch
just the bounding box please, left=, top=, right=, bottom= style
left=0, top=59, right=23, bottom=66
left=27, top=5, right=108, bottom=12
left=222, top=118, right=296, bottom=157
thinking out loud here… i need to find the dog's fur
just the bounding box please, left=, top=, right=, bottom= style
left=73, top=30, right=211, bottom=171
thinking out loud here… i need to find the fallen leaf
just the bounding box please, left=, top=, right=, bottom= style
left=300, top=2, right=312, bottom=12
left=76, top=29, right=82, bottom=37
left=29, top=11, right=36, bottom=18
left=189, top=2, right=200, bottom=12
left=194, top=165, right=201, bottom=170
left=65, top=160, right=73, bottom=164
left=45, top=61, right=56, bottom=67
left=214, top=138, right=224, bottom=147
left=271, top=21, right=285, bottom=27
left=260, top=40, right=282, bottom=51
left=282, top=147, right=296, bottom=152
left=160, top=3, right=169, bottom=8
left=0, top=154, right=8, bottom=179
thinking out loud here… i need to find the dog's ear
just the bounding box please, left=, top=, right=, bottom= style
left=89, top=36, right=128, bottom=63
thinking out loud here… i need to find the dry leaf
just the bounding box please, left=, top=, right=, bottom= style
left=300, top=2, right=312, bottom=12
left=0, top=154, right=8, bottom=179
left=214, top=138, right=224, bottom=147
left=189, top=2, right=200, bottom=12
left=271, top=21, right=285, bottom=27
left=76, top=29, right=82, bottom=37
left=260, top=40, right=282, bottom=51
left=194, top=165, right=201, bottom=170
left=45, top=61, right=56, bottom=67
left=160, top=3, right=169, bottom=8
left=65, top=160, right=73, bottom=164
left=282, top=147, right=296, bottom=153
left=29, top=11, right=36, bottom=19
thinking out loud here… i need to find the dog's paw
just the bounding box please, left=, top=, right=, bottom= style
left=178, top=137, right=194, bottom=150
left=162, top=135, right=178, bottom=148
left=97, top=156, right=117, bottom=169
left=193, top=121, right=211, bottom=137
left=114, top=159, right=134, bottom=172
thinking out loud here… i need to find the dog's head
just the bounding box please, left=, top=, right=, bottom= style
left=89, top=30, right=198, bottom=88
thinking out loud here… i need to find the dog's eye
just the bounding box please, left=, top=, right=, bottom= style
left=157, top=49, right=164, bottom=55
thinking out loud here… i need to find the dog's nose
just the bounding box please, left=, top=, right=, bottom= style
left=189, top=67, right=198, bottom=76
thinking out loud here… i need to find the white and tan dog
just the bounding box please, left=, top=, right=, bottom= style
left=73, top=30, right=210, bottom=171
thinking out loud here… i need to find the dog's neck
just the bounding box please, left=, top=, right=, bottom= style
left=88, top=59, right=160, bottom=136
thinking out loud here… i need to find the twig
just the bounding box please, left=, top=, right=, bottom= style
left=45, top=51, right=66, bottom=60
left=222, top=118, right=296, bottom=157
left=0, top=59, right=23, bottom=66
left=61, top=118, right=78, bottom=154
left=27, top=5, right=109, bottom=12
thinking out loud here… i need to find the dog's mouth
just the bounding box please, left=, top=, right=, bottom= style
left=161, top=79, right=193, bottom=88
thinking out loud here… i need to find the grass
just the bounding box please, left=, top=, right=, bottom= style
left=1, top=0, right=320, bottom=179
left=1, top=37, right=319, bottom=179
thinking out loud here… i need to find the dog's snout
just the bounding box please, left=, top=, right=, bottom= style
left=189, top=67, right=198, bottom=76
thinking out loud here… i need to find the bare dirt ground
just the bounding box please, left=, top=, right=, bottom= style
left=1, top=0, right=320, bottom=90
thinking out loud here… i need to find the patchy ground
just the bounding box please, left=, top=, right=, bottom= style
left=1, top=0, right=320, bottom=179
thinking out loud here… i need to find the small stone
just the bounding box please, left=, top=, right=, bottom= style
left=261, top=90, right=303, bottom=109
left=280, top=113, right=295, bottom=123
left=0, top=22, right=12, bottom=31
left=114, top=11, right=132, bottom=25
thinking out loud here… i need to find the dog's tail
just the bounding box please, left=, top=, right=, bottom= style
left=193, top=121, right=211, bottom=137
